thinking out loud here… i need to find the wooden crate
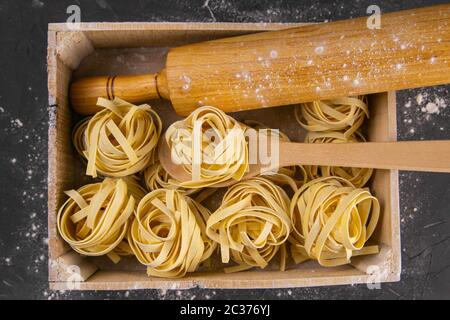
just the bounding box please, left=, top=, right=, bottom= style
left=47, top=22, right=401, bottom=290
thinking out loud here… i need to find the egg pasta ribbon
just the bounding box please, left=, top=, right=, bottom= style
left=206, top=177, right=292, bottom=272
left=289, top=177, right=380, bottom=267
left=73, top=97, right=162, bottom=178
left=143, top=161, right=200, bottom=196
left=295, top=96, right=369, bottom=138
left=57, top=177, right=146, bottom=263
left=128, top=189, right=216, bottom=278
left=165, top=106, right=248, bottom=188
left=304, top=131, right=373, bottom=187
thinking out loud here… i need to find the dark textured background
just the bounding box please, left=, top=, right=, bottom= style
left=0, top=0, right=449, bottom=300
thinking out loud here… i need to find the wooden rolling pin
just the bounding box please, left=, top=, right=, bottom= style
left=71, top=4, right=450, bottom=116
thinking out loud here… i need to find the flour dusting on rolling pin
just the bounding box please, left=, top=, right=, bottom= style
left=70, top=4, right=450, bottom=116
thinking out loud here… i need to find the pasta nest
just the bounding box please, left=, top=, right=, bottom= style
left=295, top=96, right=369, bottom=138
left=289, top=177, right=380, bottom=267
left=165, top=106, right=248, bottom=188
left=57, top=177, right=146, bottom=263
left=143, top=161, right=199, bottom=196
left=128, top=189, right=216, bottom=278
left=303, top=131, right=373, bottom=187
left=206, top=177, right=292, bottom=272
left=73, top=97, right=162, bottom=178
left=244, top=119, right=308, bottom=188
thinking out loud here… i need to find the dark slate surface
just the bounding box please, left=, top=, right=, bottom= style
left=0, top=0, right=449, bottom=300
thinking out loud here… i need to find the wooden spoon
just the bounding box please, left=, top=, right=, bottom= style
left=159, top=136, right=450, bottom=188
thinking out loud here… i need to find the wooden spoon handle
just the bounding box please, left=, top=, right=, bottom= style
left=70, top=70, right=169, bottom=115
left=279, top=141, right=450, bottom=173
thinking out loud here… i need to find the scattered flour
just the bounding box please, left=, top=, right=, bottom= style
left=314, top=46, right=324, bottom=54
left=12, top=118, right=23, bottom=128
left=424, top=102, right=439, bottom=114
left=435, top=97, right=447, bottom=109
left=416, top=93, right=425, bottom=105
left=180, top=74, right=192, bottom=92
left=31, top=0, right=44, bottom=8
left=420, top=96, right=447, bottom=115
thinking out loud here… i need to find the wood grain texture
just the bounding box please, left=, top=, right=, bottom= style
left=68, top=5, right=450, bottom=116
left=167, top=4, right=450, bottom=115
left=48, top=21, right=401, bottom=289
left=49, top=264, right=399, bottom=290
left=48, top=30, right=99, bottom=282
left=70, top=73, right=163, bottom=115
left=160, top=138, right=450, bottom=187
left=278, top=140, right=450, bottom=172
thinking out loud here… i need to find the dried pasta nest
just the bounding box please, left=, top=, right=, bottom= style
left=57, top=177, right=146, bottom=263
left=143, top=161, right=199, bottom=195
left=244, top=119, right=308, bottom=188
left=304, top=131, right=373, bottom=187
left=128, top=189, right=216, bottom=278
left=289, top=176, right=380, bottom=267
left=206, top=177, right=292, bottom=272
left=143, top=161, right=219, bottom=205
left=261, top=168, right=307, bottom=195
left=165, top=106, right=248, bottom=188
left=73, top=97, right=162, bottom=178
left=295, top=96, right=369, bottom=138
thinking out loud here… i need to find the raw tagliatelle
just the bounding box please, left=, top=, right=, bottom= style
left=73, top=97, right=162, bottom=178
left=128, top=189, right=216, bottom=278
left=143, top=161, right=219, bottom=205
left=143, top=161, right=199, bottom=196
left=244, top=119, right=308, bottom=188
left=165, top=106, right=248, bottom=188
left=57, top=177, right=146, bottom=263
left=304, top=131, right=373, bottom=188
left=289, top=177, right=380, bottom=267
left=295, top=96, right=369, bottom=138
left=206, top=177, right=292, bottom=272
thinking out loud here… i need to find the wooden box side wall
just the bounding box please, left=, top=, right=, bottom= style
left=48, top=23, right=400, bottom=290
left=47, top=29, right=98, bottom=282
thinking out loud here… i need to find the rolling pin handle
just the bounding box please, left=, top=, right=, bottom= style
left=70, top=69, right=169, bottom=115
